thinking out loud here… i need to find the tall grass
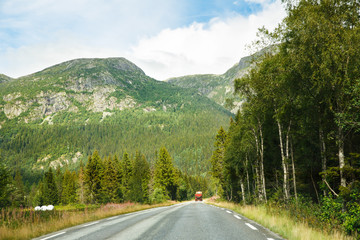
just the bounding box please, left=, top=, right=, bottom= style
left=207, top=200, right=354, bottom=240
left=0, top=202, right=174, bottom=240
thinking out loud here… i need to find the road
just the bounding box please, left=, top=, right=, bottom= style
left=34, top=202, right=283, bottom=240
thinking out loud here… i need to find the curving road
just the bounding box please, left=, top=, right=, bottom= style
left=34, top=202, right=283, bottom=240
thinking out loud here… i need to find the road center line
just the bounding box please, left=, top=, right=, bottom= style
left=234, top=215, right=241, bottom=219
left=245, top=223, right=258, bottom=230
left=226, top=210, right=232, bottom=213
left=40, top=232, right=66, bottom=240
left=83, top=221, right=99, bottom=227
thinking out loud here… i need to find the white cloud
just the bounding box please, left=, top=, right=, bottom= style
left=0, top=0, right=286, bottom=80
left=129, top=0, right=286, bottom=80
left=0, top=0, right=182, bottom=77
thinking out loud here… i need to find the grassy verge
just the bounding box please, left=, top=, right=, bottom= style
left=0, top=201, right=175, bottom=240
left=206, top=200, right=353, bottom=240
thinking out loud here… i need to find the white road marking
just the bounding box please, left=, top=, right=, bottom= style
left=221, top=208, right=225, bottom=210
left=234, top=215, right=241, bottom=220
left=40, top=232, right=66, bottom=240
left=267, top=238, right=275, bottom=240
left=245, top=223, right=258, bottom=230
left=226, top=210, right=232, bottom=214
left=107, top=216, right=118, bottom=220
left=83, top=221, right=99, bottom=227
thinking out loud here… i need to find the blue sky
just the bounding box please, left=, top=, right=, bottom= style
left=0, top=0, right=285, bottom=79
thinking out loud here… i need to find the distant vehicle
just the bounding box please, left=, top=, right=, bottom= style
left=195, top=191, right=203, bottom=201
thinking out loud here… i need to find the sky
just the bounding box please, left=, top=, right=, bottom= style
left=0, top=0, right=286, bottom=80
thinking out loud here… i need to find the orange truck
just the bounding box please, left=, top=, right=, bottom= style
left=195, top=191, right=203, bottom=201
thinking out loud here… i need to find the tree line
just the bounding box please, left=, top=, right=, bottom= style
left=210, top=0, right=360, bottom=235
left=0, top=147, right=208, bottom=208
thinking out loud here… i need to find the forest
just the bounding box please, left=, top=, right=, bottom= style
left=210, top=0, right=360, bottom=236
left=0, top=147, right=208, bottom=208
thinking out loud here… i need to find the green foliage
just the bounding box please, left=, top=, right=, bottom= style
left=128, top=152, right=150, bottom=203
left=84, top=151, right=103, bottom=204
left=207, top=1, right=360, bottom=238
left=100, top=156, right=120, bottom=203
left=0, top=162, right=12, bottom=208
left=10, top=169, right=26, bottom=207
left=38, top=168, right=59, bottom=205
left=210, top=127, right=228, bottom=196
left=154, top=147, right=178, bottom=200
left=121, top=152, right=132, bottom=200
left=149, top=187, right=167, bottom=204
left=61, top=169, right=77, bottom=204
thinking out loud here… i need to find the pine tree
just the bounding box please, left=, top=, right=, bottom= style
left=154, top=147, right=178, bottom=200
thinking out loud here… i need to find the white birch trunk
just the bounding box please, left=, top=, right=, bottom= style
left=259, top=122, right=267, bottom=202
left=319, top=124, right=327, bottom=195
left=246, top=155, right=251, bottom=199
left=240, top=179, right=246, bottom=204
left=277, top=119, right=290, bottom=200
left=290, top=139, right=297, bottom=201
left=338, top=125, right=346, bottom=187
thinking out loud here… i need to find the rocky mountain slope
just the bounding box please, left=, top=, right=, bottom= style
left=166, top=55, right=253, bottom=113
left=0, top=58, right=231, bottom=177
left=167, top=48, right=272, bottom=113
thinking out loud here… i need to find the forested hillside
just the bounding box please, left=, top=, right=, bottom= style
left=0, top=58, right=232, bottom=184
left=210, top=0, right=360, bottom=236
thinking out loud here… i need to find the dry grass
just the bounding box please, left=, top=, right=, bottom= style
left=0, top=201, right=174, bottom=240
left=206, top=200, right=354, bottom=240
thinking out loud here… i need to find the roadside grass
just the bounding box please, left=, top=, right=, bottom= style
left=206, top=200, right=353, bottom=240
left=0, top=201, right=174, bottom=240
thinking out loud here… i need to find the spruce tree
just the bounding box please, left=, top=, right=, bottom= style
left=121, top=152, right=132, bottom=200
left=0, top=162, right=12, bottom=208
left=11, top=169, right=25, bottom=207
left=210, top=126, right=227, bottom=196
left=41, top=168, right=59, bottom=205
left=77, top=160, right=86, bottom=204
left=154, top=147, right=178, bottom=200
left=114, top=154, right=123, bottom=201
left=84, top=150, right=104, bottom=203
left=129, top=152, right=150, bottom=203
left=61, top=169, right=77, bottom=204
left=101, top=156, right=119, bottom=203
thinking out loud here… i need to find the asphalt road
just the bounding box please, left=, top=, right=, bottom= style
left=34, top=202, right=283, bottom=240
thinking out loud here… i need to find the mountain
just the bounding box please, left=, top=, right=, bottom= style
left=0, top=58, right=232, bottom=179
left=0, top=74, right=12, bottom=83
left=167, top=48, right=272, bottom=113
left=166, top=56, right=251, bottom=113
